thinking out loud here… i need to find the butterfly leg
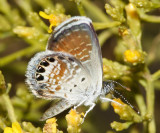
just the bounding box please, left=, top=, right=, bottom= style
left=100, top=96, right=122, bottom=106
left=73, top=98, right=87, bottom=110
left=81, top=102, right=96, bottom=123
left=73, top=99, right=96, bottom=123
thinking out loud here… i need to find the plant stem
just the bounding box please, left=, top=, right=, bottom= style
left=2, top=94, right=16, bottom=122
left=145, top=69, right=156, bottom=133
left=152, top=70, right=160, bottom=81
left=135, top=94, right=146, bottom=116
left=0, top=46, right=43, bottom=67
left=93, top=21, right=121, bottom=30
left=76, top=1, right=86, bottom=16
left=139, top=12, right=160, bottom=23
left=81, top=0, right=110, bottom=22
left=135, top=93, right=147, bottom=133
left=98, top=29, right=117, bottom=46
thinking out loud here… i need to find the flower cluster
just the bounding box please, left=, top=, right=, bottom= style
left=4, top=122, right=23, bottom=133
left=124, top=50, right=143, bottom=64
left=111, top=98, right=142, bottom=122
left=39, top=11, right=69, bottom=33
left=66, top=109, right=84, bottom=133
left=43, top=118, right=63, bottom=133
left=110, top=98, right=142, bottom=131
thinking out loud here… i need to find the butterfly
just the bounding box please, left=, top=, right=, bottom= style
left=26, top=16, right=125, bottom=121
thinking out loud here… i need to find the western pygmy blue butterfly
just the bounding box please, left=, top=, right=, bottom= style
left=26, top=16, right=127, bottom=121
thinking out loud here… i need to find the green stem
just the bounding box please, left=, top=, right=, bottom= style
left=93, top=21, right=121, bottom=30
left=139, top=12, right=160, bottom=23
left=98, top=29, right=117, bottom=46
left=81, top=0, right=110, bottom=22
left=76, top=1, right=86, bottom=16
left=145, top=69, right=156, bottom=133
left=14, top=0, right=33, bottom=15
left=2, top=94, right=16, bottom=122
left=152, top=70, right=160, bottom=81
left=135, top=93, right=147, bottom=133
left=0, top=46, right=43, bottom=67
left=135, top=94, right=146, bottom=116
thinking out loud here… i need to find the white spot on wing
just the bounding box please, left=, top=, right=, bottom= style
left=50, top=73, right=54, bottom=78
left=52, top=79, right=56, bottom=84
left=85, top=35, right=89, bottom=38
left=57, top=64, right=61, bottom=70
left=64, top=70, right=68, bottom=74
left=82, top=48, right=87, bottom=52
left=80, top=55, right=89, bottom=60
left=77, top=52, right=82, bottom=56
left=86, top=43, right=91, bottom=46
left=56, top=70, right=60, bottom=75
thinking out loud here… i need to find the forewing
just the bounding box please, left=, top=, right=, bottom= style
left=47, top=16, right=103, bottom=94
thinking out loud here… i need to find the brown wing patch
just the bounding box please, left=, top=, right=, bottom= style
left=36, top=55, right=81, bottom=93
left=48, top=29, right=92, bottom=62
left=55, top=86, right=61, bottom=91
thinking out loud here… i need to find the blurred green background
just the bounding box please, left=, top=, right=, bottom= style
left=0, top=0, right=160, bottom=133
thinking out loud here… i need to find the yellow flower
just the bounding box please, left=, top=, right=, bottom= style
left=111, top=98, right=124, bottom=111
left=124, top=49, right=142, bottom=64
left=66, top=109, right=84, bottom=133
left=39, top=11, right=69, bottom=33
left=43, top=117, right=63, bottom=133
left=111, top=98, right=132, bottom=120
left=111, top=98, right=142, bottom=122
left=4, top=122, right=23, bottom=133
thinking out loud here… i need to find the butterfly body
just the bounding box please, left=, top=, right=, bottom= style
left=26, top=16, right=109, bottom=121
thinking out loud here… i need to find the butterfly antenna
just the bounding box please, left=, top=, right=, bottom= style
left=104, top=80, right=129, bottom=90
left=103, top=80, right=140, bottom=114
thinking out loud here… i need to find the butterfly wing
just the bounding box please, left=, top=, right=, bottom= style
left=26, top=17, right=103, bottom=120
left=26, top=51, right=91, bottom=102
left=40, top=99, right=73, bottom=121
left=47, top=16, right=103, bottom=95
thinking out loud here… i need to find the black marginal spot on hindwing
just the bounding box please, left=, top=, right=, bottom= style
left=68, top=57, right=74, bottom=62
left=81, top=77, right=85, bottom=82
left=39, top=84, right=47, bottom=89
left=36, top=66, right=45, bottom=73
left=37, top=90, right=43, bottom=95
left=70, top=89, right=72, bottom=92
left=47, top=57, right=55, bottom=62
left=58, top=56, right=65, bottom=60
left=74, top=84, right=77, bottom=87
left=40, top=60, right=49, bottom=66
left=36, top=74, right=44, bottom=81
